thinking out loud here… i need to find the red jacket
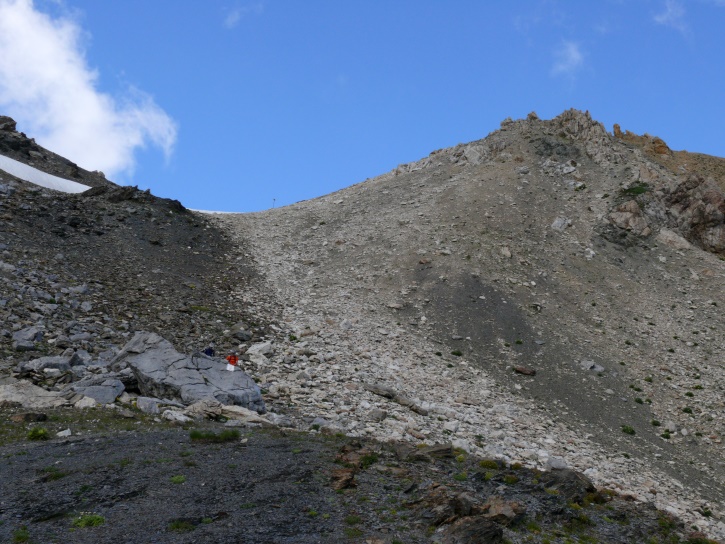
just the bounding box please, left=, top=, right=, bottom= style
left=226, top=355, right=239, bottom=366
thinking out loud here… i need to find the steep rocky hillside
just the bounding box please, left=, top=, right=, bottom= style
left=214, top=110, right=725, bottom=539
left=1, top=110, right=724, bottom=543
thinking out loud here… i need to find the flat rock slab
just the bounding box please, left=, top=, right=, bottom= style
left=113, top=332, right=265, bottom=413
left=70, top=378, right=125, bottom=405
left=0, top=381, right=69, bottom=409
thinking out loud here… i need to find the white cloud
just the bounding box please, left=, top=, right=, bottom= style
left=0, top=0, right=177, bottom=179
left=224, top=3, right=263, bottom=29
left=551, top=41, right=584, bottom=77
left=654, top=0, right=689, bottom=34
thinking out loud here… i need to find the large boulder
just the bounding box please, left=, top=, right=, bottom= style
left=0, top=381, right=69, bottom=409
left=111, top=332, right=265, bottom=413
left=68, top=376, right=125, bottom=405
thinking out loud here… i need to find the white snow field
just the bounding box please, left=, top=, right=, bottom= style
left=0, top=154, right=90, bottom=194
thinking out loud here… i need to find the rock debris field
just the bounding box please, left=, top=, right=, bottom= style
left=1, top=110, right=724, bottom=543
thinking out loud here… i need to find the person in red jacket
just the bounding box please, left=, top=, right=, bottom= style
left=225, top=351, right=239, bottom=371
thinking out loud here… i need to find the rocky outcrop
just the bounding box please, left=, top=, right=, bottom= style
left=665, top=174, right=725, bottom=253
left=112, top=332, right=265, bottom=413
left=609, top=200, right=651, bottom=236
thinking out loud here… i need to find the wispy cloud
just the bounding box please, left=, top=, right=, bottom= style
left=0, top=0, right=177, bottom=179
left=224, top=2, right=263, bottom=29
left=654, top=0, right=689, bottom=34
left=551, top=41, right=584, bottom=77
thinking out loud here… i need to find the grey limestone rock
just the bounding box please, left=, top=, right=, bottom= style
left=17, top=355, right=72, bottom=375
left=69, top=377, right=125, bottom=405
left=113, top=331, right=265, bottom=413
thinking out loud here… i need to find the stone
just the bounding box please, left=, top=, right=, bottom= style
left=0, top=382, right=68, bottom=409
left=17, top=355, right=72, bottom=375
left=539, top=469, right=596, bottom=503
left=221, top=405, right=273, bottom=426
left=546, top=456, right=568, bottom=470
left=442, top=516, right=503, bottom=543
left=70, top=378, right=125, bottom=405
left=12, top=326, right=43, bottom=344
left=609, top=200, right=649, bottom=235
left=368, top=408, right=387, bottom=422
left=551, top=217, right=570, bottom=231
left=112, top=332, right=265, bottom=413
left=513, top=366, right=536, bottom=376
left=664, top=420, right=677, bottom=433
left=231, top=321, right=253, bottom=341
left=482, top=496, right=525, bottom=526
left=163, top=410, right=192, bottom=424
left=656, top=228, right=692, bottom=250
left=56, top=428, right=71, bottom=437
left=136, top=396, right=161, bottom=414
left=266, top=413, right=294, bottom=427
left=74, top=396, right=98, bottom=409
left=246, top=341, right=273, bottom=356
left=9, top=412, right=47, bottom=423
left=579, top=360, right=605, bottom=373
left=444, top=420, right=460, bottom=433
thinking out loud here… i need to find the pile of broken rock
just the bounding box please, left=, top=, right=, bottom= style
left=1, top=331, right=272, bottom=427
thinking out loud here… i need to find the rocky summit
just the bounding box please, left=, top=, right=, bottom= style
left=0, top=110, right=723, bottom=543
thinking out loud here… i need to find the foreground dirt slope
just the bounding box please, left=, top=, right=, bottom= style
left=214, top=109, right=725, bottom=537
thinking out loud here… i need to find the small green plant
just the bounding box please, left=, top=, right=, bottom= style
left=12, top=527, right=30, bottom=543
left=453, top=472, right=467, bottom=481
left=435, top=352, right=442, bottom=356
left=344, top=527, right=364, bottom=538
left=189, top=429, right=240, bottom=443
left=652, top=420, right=661, bottom=427
left=635, top=398, right=644, bottom=404
left=515, top=339, right=523, bottom=345
left=308, top=510, right=319, bottom=517
left=289, top=334, right=297, bottom=341
left=451, top=350, right=463, bottom=357
left=168, top=519, right=195, bottom=533
left=644, top=376, right=653, bottom=383
left=41, top=466, right=68, bottom=481
left=621, top=425, right=635, bottom=435
left=170, top=475, right=186, bottom=484
left=202, top=517, right=213, bottom=524
left=661, top=431, right=671, bottom=439
left=621, top=183, right=650, bottom=196
left=455, top=454, right=466, bottom=463
left=27, top=427, right=49, bottom=441
left=479, top=459, right=499, bottom=469
left=503, top=474, right=519, bottom=484
left=685, top=392, right=694, bottom=398
left=683, top=407, right=693, bottom=414
left=345, top=515, right=361, bottom=525
left=72, top=512, right=105, bottom=528
left=360, top=452, right=379, bottom=469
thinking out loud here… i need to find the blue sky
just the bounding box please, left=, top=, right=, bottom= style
left=0, top=0, right=723, bottom=212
